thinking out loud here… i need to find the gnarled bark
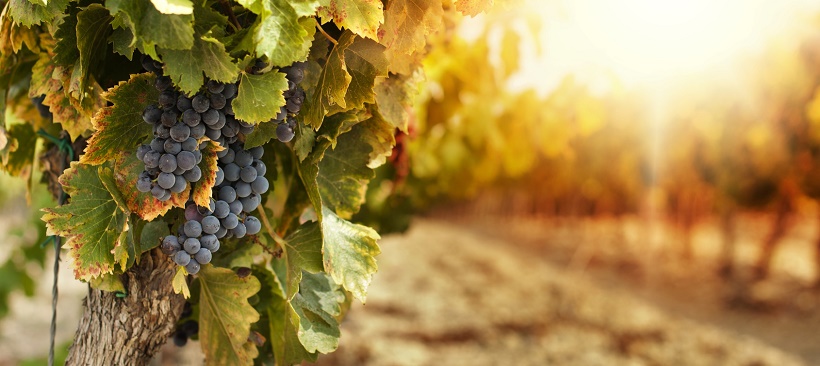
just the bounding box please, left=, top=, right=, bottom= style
left=66, top=249, right=185, bottom=365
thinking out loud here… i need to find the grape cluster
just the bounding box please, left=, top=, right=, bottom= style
left=161, top=201, right=220, bottom=275
left=258, top=61, right=307, bottom=143
left=211, top=142, right=266, bottom=239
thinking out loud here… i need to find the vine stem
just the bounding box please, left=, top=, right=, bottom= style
left=256, top=203, right=287, bottom=251
left=217, top=0, right=241, bottom=31
left=315, top=18, right=338, bottom=45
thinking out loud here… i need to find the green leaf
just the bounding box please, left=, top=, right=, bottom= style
left=257, top=265, right=317, bottom=366
left=343, top=36, right=388, bottom=110
left=8, top=0, right=69, bottom=27
left=42, top=162, right=128, bottom=281
left=89, top=273, right=126, bottom=292
left=248, top=0, right=315, bottom=67
left=232, top=71, right=288, bottom=124
left=160, top=36, right=240, bottom=95
left=291, top=272, right=344, bottom=353
left=320, top=207, right=379, bottom=303
left=302, top=30, right=355, bottom=129
left=317, top=0, right=384, bottom=40
left=243, top=119, right=278, bottom=148
left=106, top=0, right=194, bottom=52
left=199, top=265, right=261, bottom=366
left=74, top=5, right=113, bottom=101
left=29, top=54, right=98, bottom=140
left=293, top=118, right=316, bottom=161
left=53, top=6, right=80, bottom=67
left=150, top=0, right=194, bottom=14
left=139, top=220, right=169, bottom=254
left=298, top=113, right=349, bottom=219
left=358, top=114, right=396, bottom=168
left=454, top=0, right=493, bottom=16
left=109, top=26, right=136, bottom=59
left=81, top=73, right=159, bottom=165
left=282, top=221, right=323, bottom=298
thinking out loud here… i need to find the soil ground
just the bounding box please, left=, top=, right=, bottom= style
left=1, top=208, right=818, bottom=365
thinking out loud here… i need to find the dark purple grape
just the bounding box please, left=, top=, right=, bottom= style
left=185, top=260, right=201, bottom=275
left=207, top=80, right=225, bottom=94
left=143, top=105, right=162, bottom=124
left=202, top=109, right=219, bottom=125
left=194, top=248, right=212, bottom=265
left=222, top=213, right=238, bottom=229
left=157, top=172, right=176, bottom=189
left=174, top=251, right=191, bottom=266
left=201, top=215, right=220, bottom=234
left=159, top=154, right=178, bottom=173
left=185, top=204, right=203, bottom=221
left=164, top=139, right=182, bottom=155
left=184, top=220, right=203, bottom=237
left=181, top=320, right=199, bottom=337
left=240, top=194, right=260, bottom=212
left=233, top=222, right=246, bottom=238
left=215, top=167, right=224, bottom=186
left=177, top=151, right=196, bottom=171
left=172, top=330, right=187, bottom=347
left=251, top=177, right=269, bottom=194
left=219, top=186, right=237, bottom=202
left=190, top=123, right=206, bottom=139
left=155, top=76, right=172, bottom=91
left=182, top=109, right=201, bottom=127
left=215, top=226, right=227, bottom=240
left=141, top=55, right=159, bottom=72
left=210, top=93, right=227, bottom=109
left=161, top=235, right=181, bottom=255
left=183, top=165, right=202, bottom=182
left=144, top=151, right=161, bottom=168
left=235, top=181, right=251, bottom=198
left=205, top=128, right=221, bottom=141
left=200, top=234, right=218, bottom=250
left=136, top=173, right=152, bottom=193
left=136, top=145, right=151, bottom=161
left=181, top=137, right=198, bottom=152
left=177, top=95, right=192, bottom=111
left=249, top=147, right=264, bottom=160
left=223, top=163, right=240, bottom=182
left=192, top=94, right=210, bottom=113
left=170, top=123, right=191, bottom=142
left=150, top=138, right=165, bottom=152
left=161, top=110, right=178, bottom=127
left=240, top=166, right=257, bottom=183
left=183, top=237, right=201, bottom=254
left=276, top=123, right=294, bottom=142
left=222, top=83, right=237, bottom=99
left=154, top=125, right=171, bottom=139
left=229, top=200, right=243, bottom=215
left=159, top=91, right=177, bottom=109
left=171, top=175, right=188, bottom=193
left=213, top=200, right=230, bottom=218
left=234, top=150, right=252, bottom=167
left=253, top=160, right=266, bottom=176
left=244, top=216, right=261, bottom=235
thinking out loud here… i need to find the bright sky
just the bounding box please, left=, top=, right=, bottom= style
left=507, top=0, right=820, bottom=95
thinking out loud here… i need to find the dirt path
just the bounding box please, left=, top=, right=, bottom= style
left=316, top=218, right=808, bottom=366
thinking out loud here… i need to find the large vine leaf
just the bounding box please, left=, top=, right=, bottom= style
left=378, top=0, right=443, bottom=64
left=232, top=71, right=288, bottom=124
left=42, top=162, right=128, bottom=281
left=81, top=73, right=159, bottom=165
left=112, top=151, right=188, bottom=221
left=198, top=265, right=261, bottom=366
left=343, top=36, right=388, bottom=110
left=106, top=0, right=194, bottom=54
left=317, top=0, right=384, bottom=40
left=29, top=54, right=96, bottom=140
left=7, top=0, right=69, bottom=27
left=374, top=70, right=422, bottom=132
left=320, top=207, right=379, bottom=303
left=52, top=6, right=80, bottom=67
left=261, top=266, right=317, bottom=366
left=160, top=35, right=239, bottom=95
left=301, top=31, right=355, bottom=129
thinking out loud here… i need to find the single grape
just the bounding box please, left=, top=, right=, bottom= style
left=192, top=94, right=210, bottom=113
left=244, top=216, right=261, bottom=235
left=190, top=123, right=206, bottom=140
left=182, top=109, right=201, bottom=127
left=251, top=177, right=269, bottom=194
left=155, top=76, right=172, bottom=91
left=171, top=175, right=188, bottom=193
left=219, top=148, right=235, bottom=164
left=159, top=91, right=176, bottom=109
left=136, top=145, right=151, bottom=161
left=239, top=125, right=254, bottom=135
left=151, top=185, right=165, bottom=199
left=174, top=251, right=191, bottom=266
left=240, top=194, right=260, bottom=212
left=223, top=163, right=240, bottom=182
left=141, top=55, right=159, bottom=72
left=194, top=248, right=212, bottom=264
left=181, top=137, right=198, bottom=152
left=276, top=123, right=295, bottom=142
left=161, top=235, right=181, bottom=255
left=150, top=138, right=165, bottom=152
left=222, top=83, right=237, bottom=99
left=177, top=95, right=192, bottom=111
left=184, top=220, right=203, bottom=238
left=193, top=150, right=202, bottom=164
left=213, top=200, right=230, bottom=218
left=177, top=151, right=196, bottom=171
left=158, top=189, right=172, bottom=202
left=159, top=154, right=178, bottom=173
left=181, top=320, right=199, bottom=337
left=283, top=63, right=306, bottom=83
left=185, top=260, right=201, bottom=275
left=200, top=234, right=218, bottom=250
left=157, top=172, right=176, bottom=189
left=172, top=330, right=187, bottom=347
left=210, top=93, right=227, bottom=109
left=235, top=181, right=252, bottom=198
left=205, top=128, right=222, bottom=141
left=229, top=200, right=243, bottom=215
left=136, top=174, right=152, bottom=193
left=223, top=103, right=235, bottom=116
left=286, top=98, right=301, bottom=114
left=253, top=160, right=266, bottom=176
left=183, top=237, right=201, bottom=254
left=161, top=110, right=178, bottom=127
left=221, top=213, right=238, bottom=229
left=170, top=123, right=191, bottom=142
left=183, top=165, right=202, bottom=182
left=219, top=186, right=237, bottom=202
left=249, top=146, right=264, bottom=160
left=154, top=125, right=171, bottom=139
left=233, top=222, right=246, bottom=238
left=207, top=80, right=225, bottom=94
left=164, top=139, right=182, bottom=155
left=144, top=151, right=161, bottom=169
left=240, top=166, right=258, bottom=183
left=202, top=109, right=219, bottom=125
left=185, top=204, right=203, bottom=221
left=201, top=215, right=220, bottom=234
left=143, top=105, right=162, bottom=124
left=234, top=150, right=253, bottom=167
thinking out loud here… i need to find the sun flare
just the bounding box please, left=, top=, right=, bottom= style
left=517, top=0, right=818, bottom=92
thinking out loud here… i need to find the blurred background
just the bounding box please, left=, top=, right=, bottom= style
left=5, top=0, right=820, bottom=365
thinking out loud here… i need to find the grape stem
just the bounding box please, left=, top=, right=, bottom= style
left=314, top=18, right=338, bottom=46
left=255, top=203, right=286, bottom=252
left=217, top=0, right=241, bottom=32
